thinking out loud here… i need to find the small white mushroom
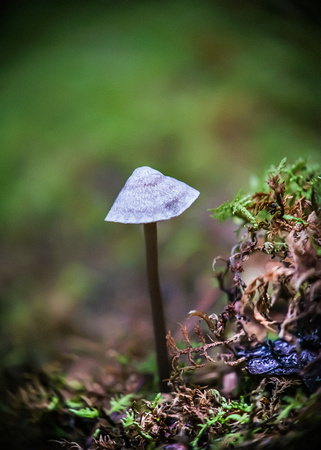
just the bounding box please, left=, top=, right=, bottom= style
left=105, top=166, right=200, bottom=224
left=105, top=166, right=200, bottom=392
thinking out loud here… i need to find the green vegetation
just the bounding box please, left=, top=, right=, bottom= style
left=108, top=393, right=135, bottom=415
left=210, top=157, right=321, bottom=235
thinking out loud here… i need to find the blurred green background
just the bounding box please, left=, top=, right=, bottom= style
left=1, top=0, right=320, bottom=371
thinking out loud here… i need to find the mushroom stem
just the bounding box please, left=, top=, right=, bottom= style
left=144, top=222, right=171, bottom=392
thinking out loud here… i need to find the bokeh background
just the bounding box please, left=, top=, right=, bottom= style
left=1, top=0, right=321, bottom=376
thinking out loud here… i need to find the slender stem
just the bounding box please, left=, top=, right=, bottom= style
left=144, top=222, right=171, bottom=392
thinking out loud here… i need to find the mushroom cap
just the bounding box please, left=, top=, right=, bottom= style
left=105, top=166, right=200, bottom=224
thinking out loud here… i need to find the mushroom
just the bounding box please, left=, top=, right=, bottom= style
left=105, top=166, right=200, bottom=392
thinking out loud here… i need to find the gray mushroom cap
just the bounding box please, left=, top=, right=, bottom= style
left=105, top=166, right=200, bottom=224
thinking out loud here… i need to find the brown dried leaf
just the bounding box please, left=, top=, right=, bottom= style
left=188, top=310, right=217, bottom=332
